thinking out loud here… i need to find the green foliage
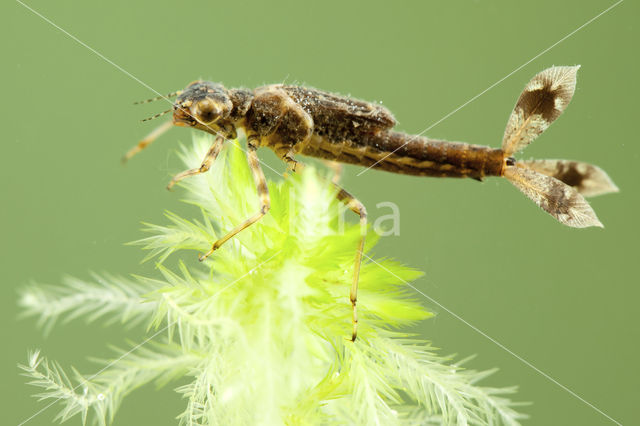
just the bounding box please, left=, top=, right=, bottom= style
left=19, top=135, right=526, bottom=425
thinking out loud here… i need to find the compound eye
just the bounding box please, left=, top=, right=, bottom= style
left=193, top=98, right=221, bottom=124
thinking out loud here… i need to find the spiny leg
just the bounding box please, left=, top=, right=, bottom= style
left=279, top=151, right=366, bottom=342
left=167, top=134, right=225, bottom=190
left=122, top=120, right=173, bottom=163
left=199, top=140, right=270, bottom=261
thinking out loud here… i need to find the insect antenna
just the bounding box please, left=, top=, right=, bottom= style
left=133, top=90, right=182, bottom=105
left=141, top=108, right=173, bottom=122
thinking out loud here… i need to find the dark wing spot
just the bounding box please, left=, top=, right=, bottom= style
left=516, top=80, right=560, bottom=123
left=555, top=161, right=585, bottom=189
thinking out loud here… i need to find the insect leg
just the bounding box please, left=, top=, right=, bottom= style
left=167, top=135, right=225, bottom=190
left=335, top=187, right=367, bottom=342
left=279, top=148, right=302, bottom=173
left=277, top=151, right=366, bottom=342
left=199, top=139, right=270, bottom=261
left=122, top=120, right=173, bottom=163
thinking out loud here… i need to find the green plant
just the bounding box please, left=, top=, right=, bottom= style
left=20, top=134, right=526, bottom=425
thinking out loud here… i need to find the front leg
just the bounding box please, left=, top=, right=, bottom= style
left=199, top=139, right=270, bottom=261
left=167, top=134, right=225, bottom=190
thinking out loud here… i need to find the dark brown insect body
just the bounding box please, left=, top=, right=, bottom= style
left=168, top=82, right=507, bottom=180
left=301, top=131, right=505, bottom=179
left=125, top=67, right=618, bottom=341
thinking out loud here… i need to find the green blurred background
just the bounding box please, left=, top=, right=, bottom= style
left=2, top=0, right=638, bottom=424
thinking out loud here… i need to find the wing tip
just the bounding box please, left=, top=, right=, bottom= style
left=559, top=209, right=604, bottom=229
left=599, top=181, right=620, bottom=196
left=546, top=64, right=581, bottom=76
left=582, top=168, right=620, bottom=198
left=582, top=214, right=604, bottom=229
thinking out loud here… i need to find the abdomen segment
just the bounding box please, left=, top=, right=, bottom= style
left=299, top=131, right=505, bottom=179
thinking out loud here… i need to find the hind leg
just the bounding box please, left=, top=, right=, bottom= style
left=278, top=153, right=366, bottom=342
left=250, top=90, right=367, bottom=340
left=335, top=187, right=367, bottom=342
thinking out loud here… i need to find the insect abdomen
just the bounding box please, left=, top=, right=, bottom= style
left=300, top=131, right=505, bottom=179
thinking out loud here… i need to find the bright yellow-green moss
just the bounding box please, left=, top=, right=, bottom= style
left=20, top=134, right=525, bottom=425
